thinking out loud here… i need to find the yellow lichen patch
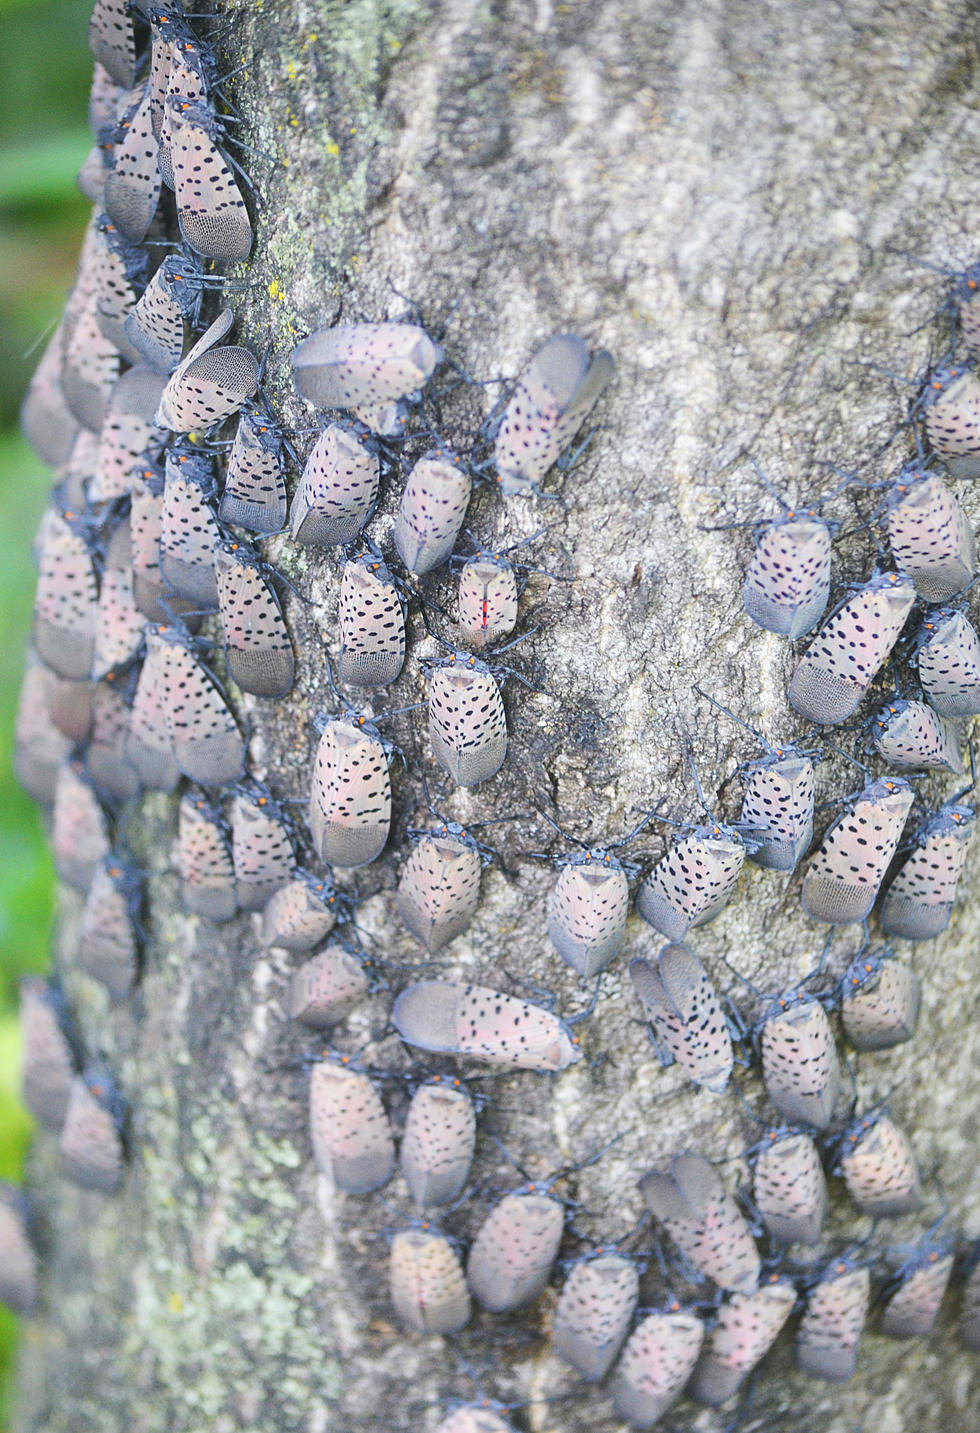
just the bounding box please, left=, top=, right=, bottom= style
left=268, top=279, right=284, bottom=302
left=326, top=140, right=340, bottom=157
left=168, top=1292, right=184, bottom=1314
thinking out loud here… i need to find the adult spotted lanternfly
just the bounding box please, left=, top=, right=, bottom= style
left=553, top=1252, right=640, bottom=1382
left=629, top=944, right=734, bottom=1093
left=290, top=321, right=442, bottom=431
left=789, top=571, right=916, bottom=725
left=309, top=712, right=393, bottom=868
left=399, top=1079, right=477, bottom=1209
left=638, top=1152, right=760, bottom=1293
left=393, top=980, right=582, bottom=1072
left=800, top=776, right=915, bottom=925
left=494, top=333, right=614, bottom=495
left=308, top=1061, right=394, bottom=1194
left=466, top=1186, right=565, bottom=1312
left=795, top=1258, right=870, bottom=1382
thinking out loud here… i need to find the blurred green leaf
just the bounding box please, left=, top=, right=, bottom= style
left=0, top=131, right=92, bottom=208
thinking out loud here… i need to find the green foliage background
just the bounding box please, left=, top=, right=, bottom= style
left=0, top=0, right=95, bottom=1422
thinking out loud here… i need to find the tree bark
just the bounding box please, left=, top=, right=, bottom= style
left=17, top=1, right=980, bottom=1431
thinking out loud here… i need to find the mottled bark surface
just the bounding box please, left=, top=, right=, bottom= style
left=16, top=2, right=980, bottom=1431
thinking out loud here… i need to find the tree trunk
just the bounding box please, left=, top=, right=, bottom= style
left=17, top=2, right=980, bottom=1431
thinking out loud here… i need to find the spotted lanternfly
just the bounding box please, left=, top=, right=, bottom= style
left=219, top=409, right=288, bottom=535
left=20, top=978, right=76, bottom=1129
left=759, top=995, right=841, bottom=1129
left=871, top=698, right=964, bottom=774
left=309, top=713, right=392, bottom=868
left=393, top=450, right=471, bottom=575
left=0, top=1184, right=37, bottom=1315
left=638, top=1152, right=761, bottom=1293
left=55, top=428, right=100, bottom=511
left=91, top=365, right=168, bottom=502
left=61, top=296, right=121, bottom=434
left=495, top=334, right=614, bottom=496
left=130, top=465, right=167, bottom=622
left=960, top=1254, right=980, bottom=1350
left=456, top=549, right=522, bottom=652
left=879, top=802, right=975, bottom=941
left=290, top=321, right=443, bottom=432
left=167, top=98, right=252, bottom=262
left=14, top=660, right=72, bottom=806
left=553, top=1253, right=640, bottom=1381
left=389, top=1227, right=471, bottom=1334
left=697, top=694, right=816, bottom=872
left=125, top=627, right=181, bottom=791
left=308, top=1061, right=394, bottom=1194
left=789, top=571, right=916, bottom=724
left=52, top=760, right=111, bottom=891
left=59, top=1063, right=125, bottom=1194
left=88, top=0, right=136, bottom=87
left=954, top=261, right=980, bottom=357
left=20, top=319, right=79, bottom=468
left=835, top=1109, right=923, bottom=1216
left=86, top=681, right=141, bottom=803
left=397, top=823, right=485, bottom=953
left=287, top=943, right=368, bottom=1028
left=157, top=36, right=213, bottom=190
left=123, top=253, right=204, bottom=374
left=548, top=849, right=631, bottom=978
left=687, top=1277, right=797, bottom=1406
left=392, top=980, right=582, bottom=1072
left=33, top=509, right=98, bottom=682
left=160, top=446, right=221, bottom=610
left=157, top=309, right=259, bottom=433
left=466, top=1188, right=565, bottom=1312
left=880, top=1244, right=954, bottom=1339
left=751, top=1129, right=827, bottom=1245
left=290, top=424, right=380, bottom=547
left=230, top=786, right=295, bottom=912
left=214, top=541, right=294, bottom=698
left=93, top=517, right=145, bottom=679
left=103, top=89, right=162, bottom=245
left=129, top=462, right=206, bottom=627
left=742, top=497, right=835, bottom=639
left=87, top=59, right=122, bottom=136
left=426, top=651, right=508, bottom=788
left=800, top=776, right=915, bottom=925
left=885, top=463, right=976, bottom=600
left=78, top=142, right=109, bottom=204
left=145, top=16, right=177, bottom=141
left=400, top=1079, right=477, bottom=1209
left=92, top=219, right=148, bottom=365
left=337, top=551, right=406, bottom=688
left=261, top=869, right=338, bottom=951
left=635, top=826, right=746, bottom=942
left=608, top=1308, right=705, bottom=1429
left=796, top=1259, right=870, bottom=1381
left=916, top=606, right=980, bottom=717
left=177, top=789, right=236, bottom=921
left=920, top=362, right=980, bottom=478
left=79, top=854, right=140, bottom=999
left=156, top=625, right=247, bottom=787
left=47, top=674, right=93, bottom=745
left=435, top=1408, right=514, bottom=1433
left=839, top=949, right=921, bottom=1050
left=629, top=944, right=733, bottom=1093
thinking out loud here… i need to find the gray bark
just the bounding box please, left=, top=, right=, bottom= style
left=16, top=1, right=980, bottom=1431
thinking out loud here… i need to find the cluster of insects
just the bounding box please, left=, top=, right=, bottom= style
left=6, top=0, right=980, bottom=1428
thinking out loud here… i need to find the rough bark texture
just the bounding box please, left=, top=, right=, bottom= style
left=16, top=2, right=980, bottom=1431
